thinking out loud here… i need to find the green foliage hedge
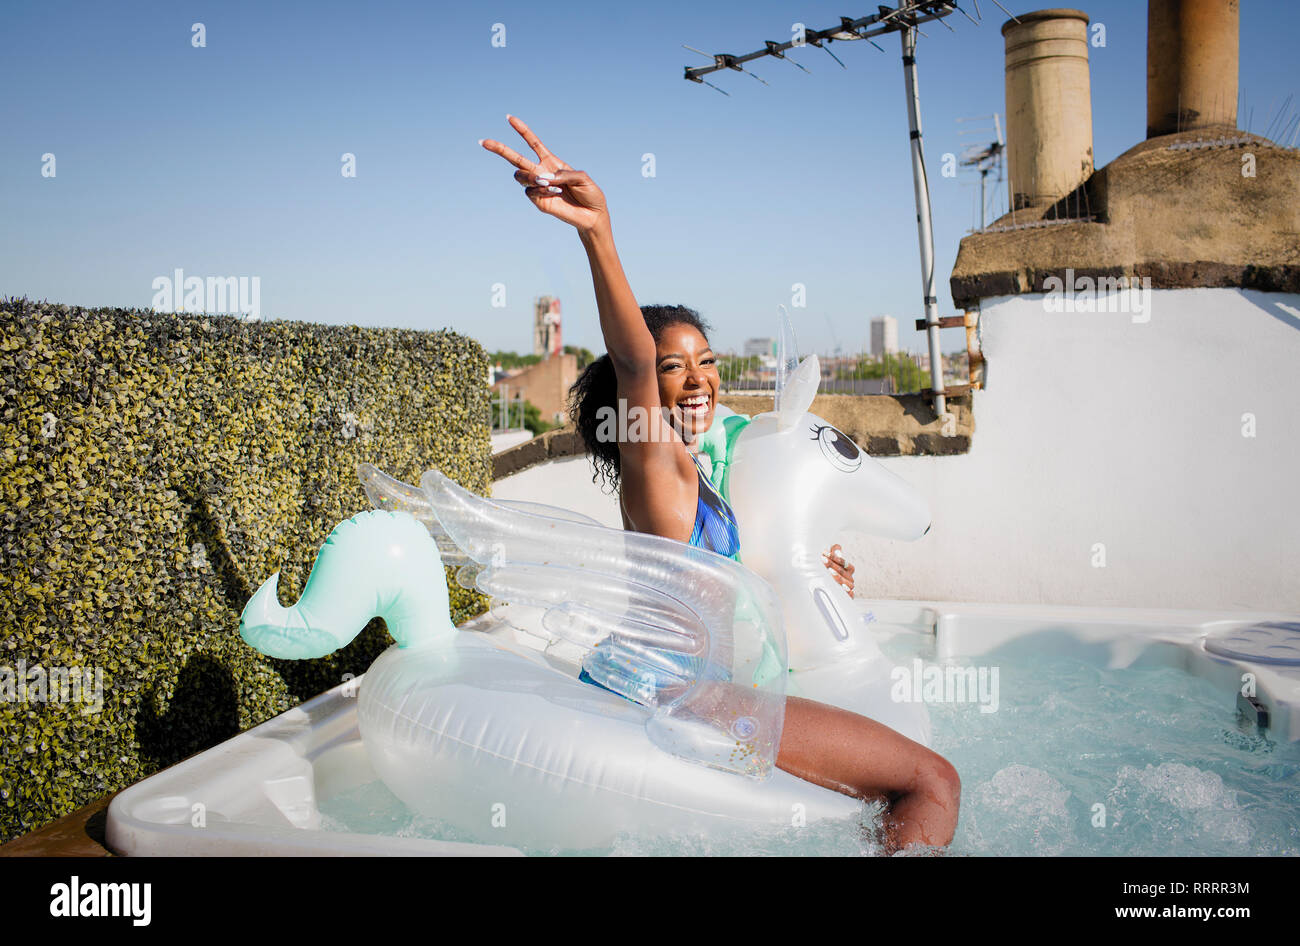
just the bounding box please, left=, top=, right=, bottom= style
left=0, top=298, right=491, bottom=843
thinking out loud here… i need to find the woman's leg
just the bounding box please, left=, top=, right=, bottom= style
left=776, top=695, right=961, bottom=853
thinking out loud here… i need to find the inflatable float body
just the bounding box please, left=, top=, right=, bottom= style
left=240, top=353, right=934, bottom=851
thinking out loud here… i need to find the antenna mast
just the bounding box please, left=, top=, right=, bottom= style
left=683, top=0, right=1017, bottom=418
left=957, top=113, right=1007, bottom=230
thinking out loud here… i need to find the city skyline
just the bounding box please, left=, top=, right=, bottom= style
left=4, top=1, right=1297, bottom=356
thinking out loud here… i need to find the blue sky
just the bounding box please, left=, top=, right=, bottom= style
left=3, top=0, right=1297, bottom=356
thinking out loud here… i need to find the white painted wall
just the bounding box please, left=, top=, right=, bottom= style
left=859, top=287, right=1300, bottom=611
left=493, top=288, right=1300, bottom=611
left=492, top=455, right=622, bottom=528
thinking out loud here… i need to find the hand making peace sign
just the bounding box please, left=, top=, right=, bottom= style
left=479, top=115, right=609, bottom=234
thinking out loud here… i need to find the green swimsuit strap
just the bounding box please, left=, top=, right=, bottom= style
left=694, top=411, right=752, bottom=505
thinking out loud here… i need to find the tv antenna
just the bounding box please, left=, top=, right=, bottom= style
left=681, top=0, right=1019, bottom=417
left=957, top=113, right=1006, bottom=231
left=819, top=311, right=843, bottom=357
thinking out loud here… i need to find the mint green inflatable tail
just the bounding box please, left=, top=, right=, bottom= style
left=239, top=509, right=455, bottom=659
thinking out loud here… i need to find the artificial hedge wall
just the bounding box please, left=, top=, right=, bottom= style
left=0, top=298, right=492, bottom=843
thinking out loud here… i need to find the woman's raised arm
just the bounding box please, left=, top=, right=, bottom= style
left=479, top=116, right=656, bottom=379
left=481, top=116, right=696, bottom=539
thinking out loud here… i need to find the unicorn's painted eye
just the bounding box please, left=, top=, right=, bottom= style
left=809, top=423, right=862, bottom=473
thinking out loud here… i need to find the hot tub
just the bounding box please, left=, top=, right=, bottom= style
left=106, top=599, right=1300, bottom=856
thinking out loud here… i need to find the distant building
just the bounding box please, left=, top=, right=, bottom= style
left=743, top=337, right=775, bottom=358
left=491, top=352, right=578, bottom=427
left=870, top=316, right=898, bottom=357
left=534, top=296, right=562, bottom=359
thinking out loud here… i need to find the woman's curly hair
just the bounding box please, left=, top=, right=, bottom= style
left=567, top=304, right=712, bottom=493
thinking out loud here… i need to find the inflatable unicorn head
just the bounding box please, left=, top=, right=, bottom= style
left=694, top=322, right=933, bottom=744
left=729, top=352, right=932, bottom=560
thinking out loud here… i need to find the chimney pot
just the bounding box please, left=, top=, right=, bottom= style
left=1147, top=0, right=1239, bottom=139
left=1002, top=9, right=1095, bottom=211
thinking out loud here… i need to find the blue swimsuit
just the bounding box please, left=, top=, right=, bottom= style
left=686, top=451, right=742, bottom=561
left=578, top=451, right=742, bottom=699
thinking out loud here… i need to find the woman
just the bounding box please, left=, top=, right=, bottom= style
left=480, top=115, right=960, bottom=852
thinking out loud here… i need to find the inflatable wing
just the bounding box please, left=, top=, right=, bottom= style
left=416, top=468, right=788, bottom=779
left=357, top=461, right=604, bottom=568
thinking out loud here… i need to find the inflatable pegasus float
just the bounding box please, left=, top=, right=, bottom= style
left=240, top=344, right=933, bottom=851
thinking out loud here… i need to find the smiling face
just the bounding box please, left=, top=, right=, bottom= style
left=655, top=322, right=720, bottom=439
